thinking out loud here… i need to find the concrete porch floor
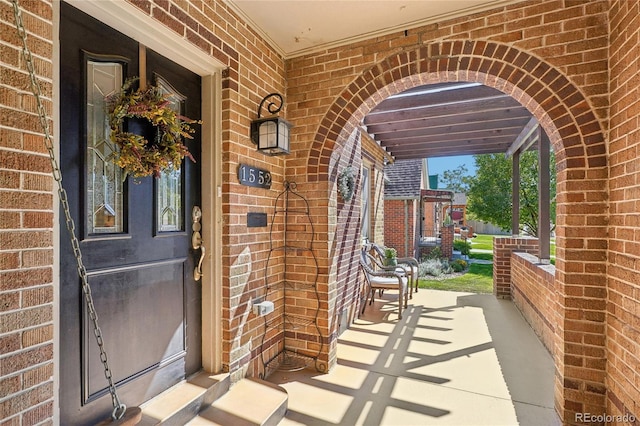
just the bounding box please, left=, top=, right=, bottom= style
left=268, top=289, right=561, bottom=425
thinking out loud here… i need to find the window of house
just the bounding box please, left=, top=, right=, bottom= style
left=361, top=164, right=371, bottom=242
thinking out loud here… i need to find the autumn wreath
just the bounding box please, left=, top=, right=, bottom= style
left=337, top=166, right=355, bottom=202
left=106, top=77, right=200, bottom=178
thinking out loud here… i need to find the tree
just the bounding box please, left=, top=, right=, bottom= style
left=466, top=152, right=556, bottom=237
left=440, top=164, right=471, bottom=193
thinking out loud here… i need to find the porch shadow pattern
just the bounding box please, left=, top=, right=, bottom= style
left=269, top=289, right=559, bottom=425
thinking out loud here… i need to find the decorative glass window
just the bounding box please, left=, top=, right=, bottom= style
left=155, top=76, right=185, bottom=233
left=86, top=61, right=124, bottom=234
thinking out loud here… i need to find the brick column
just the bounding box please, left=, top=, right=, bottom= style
left=441, top=225, right=454, bottom=259
left=493, top=236, right=540, bottom=298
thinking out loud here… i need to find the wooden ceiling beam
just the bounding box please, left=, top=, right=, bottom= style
left=392, top=145, right=514, bottom=159
left=370, top=85, right=507, bottom=113
left=368, top=116, right=530, bottom=139
left=382, top=135, right=518, bottom=151
left=364, top=95, right=523, bottom=125
left=505, top=117, right=539, bottom=157
left=376, top=124, right=526, bottom=144
left=380, top=134, right=522, bottom=150
left=363, top=82, right=537, bottom=159
left=365, top=107, right=530, bottom=133
left=397, top=82, right=471, bottom=96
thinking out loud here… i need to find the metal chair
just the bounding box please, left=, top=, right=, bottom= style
left=370, top=243, right=420, bottom=298
left=359, top=246, right=408, bottom=319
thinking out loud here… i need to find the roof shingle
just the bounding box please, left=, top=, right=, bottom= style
left=384, top=159, right=423, bottom=199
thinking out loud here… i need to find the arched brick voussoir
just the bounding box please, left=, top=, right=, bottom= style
left=307, top=40, right=606, bottom=183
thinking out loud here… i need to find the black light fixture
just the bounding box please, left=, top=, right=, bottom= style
left=250, top=93, right=292, bottom=155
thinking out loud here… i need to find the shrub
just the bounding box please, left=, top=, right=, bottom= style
left=450, top=259, right=468, bottom=272
left=453, top=239, right=471, bottom=256
left=419, top=258, right=452, bottom=277
left=423, top=246, right=444, bottom=260
left=418, top=257, right=469, bottom=277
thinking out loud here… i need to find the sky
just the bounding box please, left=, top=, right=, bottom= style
left=427, top=155, right=476, bottom=187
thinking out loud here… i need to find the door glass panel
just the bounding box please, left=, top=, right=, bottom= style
left=157, top=168, right=182, bottom=232
left=155, top=77, right=185, bottom=233
left=86, top=61, right=124, bottom=234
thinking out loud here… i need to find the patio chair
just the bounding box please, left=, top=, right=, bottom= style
left=370, top=243, right=419, bottom=298
left=359, top=246, right=409, bottom=319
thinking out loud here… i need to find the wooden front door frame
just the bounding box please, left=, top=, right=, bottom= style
left=52, top=0, right=224, bottom=418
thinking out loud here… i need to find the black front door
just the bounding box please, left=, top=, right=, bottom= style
left=60, top=3, right=202, bottom=424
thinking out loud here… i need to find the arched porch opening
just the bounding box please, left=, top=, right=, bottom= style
left=307, top=40, right=608, bottom=423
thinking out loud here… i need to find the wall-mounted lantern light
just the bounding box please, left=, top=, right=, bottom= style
left=250, top=93, right=292, bottom=155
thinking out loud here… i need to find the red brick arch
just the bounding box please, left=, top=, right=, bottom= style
left=308, top=39, right=609, bottom=423
left=307, top=40, right=606, bottom=179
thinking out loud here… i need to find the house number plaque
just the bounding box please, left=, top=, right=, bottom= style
left=237, top=164, right=272, bottom=189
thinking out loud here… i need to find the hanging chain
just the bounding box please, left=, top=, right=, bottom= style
left=11, top=0, right=127, bottom=421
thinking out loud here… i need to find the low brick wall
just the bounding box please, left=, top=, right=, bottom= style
left=511, top=252, right=557, bottom=355
left=493, top=236, right=539, bottom=298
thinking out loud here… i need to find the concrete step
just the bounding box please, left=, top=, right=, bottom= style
left=138, top=371, right=230, bottom=426
left=186, top=377, right=288, bottom=426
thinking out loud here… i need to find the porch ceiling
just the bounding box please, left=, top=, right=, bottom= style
left=227, top=0, right=522, bottom=59
left=228, top=0, right=536, bottom=161
left=362, top=82, right=537, bottom=160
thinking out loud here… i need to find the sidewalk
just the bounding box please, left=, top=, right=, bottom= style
left=452, top=250, right=493, bottom=264
left=270, top=289, right=560, bottom=425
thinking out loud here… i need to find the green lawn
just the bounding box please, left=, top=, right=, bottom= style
left=469, top=234, right=496, bottom=251
left=469, top=252, right=493, bottom=261
left=418, top=263, right=493, bottom=294
left=417, top=233, right=557, bottom=294
left=469, top=233, right=556, bottom=257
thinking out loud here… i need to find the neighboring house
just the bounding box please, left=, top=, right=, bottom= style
left=383, top=159, right=454, bottom=259
left=383, top=158, right=424, bottom=258
left=450, top=192, right=468, bottom=227
left=419, top=188, right=455, bottom=258
left=442, top=192, right=473, bottom=236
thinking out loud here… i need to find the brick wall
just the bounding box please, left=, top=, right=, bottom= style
left=1, top=0, right=632, bottom=423
left=440, top=225, right=454, bottom=260
left=321, top=129, right=387, bottom=369
left=383, top=199, right=408, bottom=256
left=1, top=0, right=56, bottom=423
left=118, top=0, right=290, bottom=382
left=607, top=0, right=640, bottom=420
left=1, top=0, right=291, bottom=421
left=511, top=252, right=556, bottom=354
left=322, top=129, right=362, bottom=369
left=288, top=3, right=610, bottom=418
left=493, top=236, right=540, bottom=298
left=382, top=199, right=418, bottom=259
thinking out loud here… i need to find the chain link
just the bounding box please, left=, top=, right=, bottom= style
left=11, top=0, right=126, bottom=420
